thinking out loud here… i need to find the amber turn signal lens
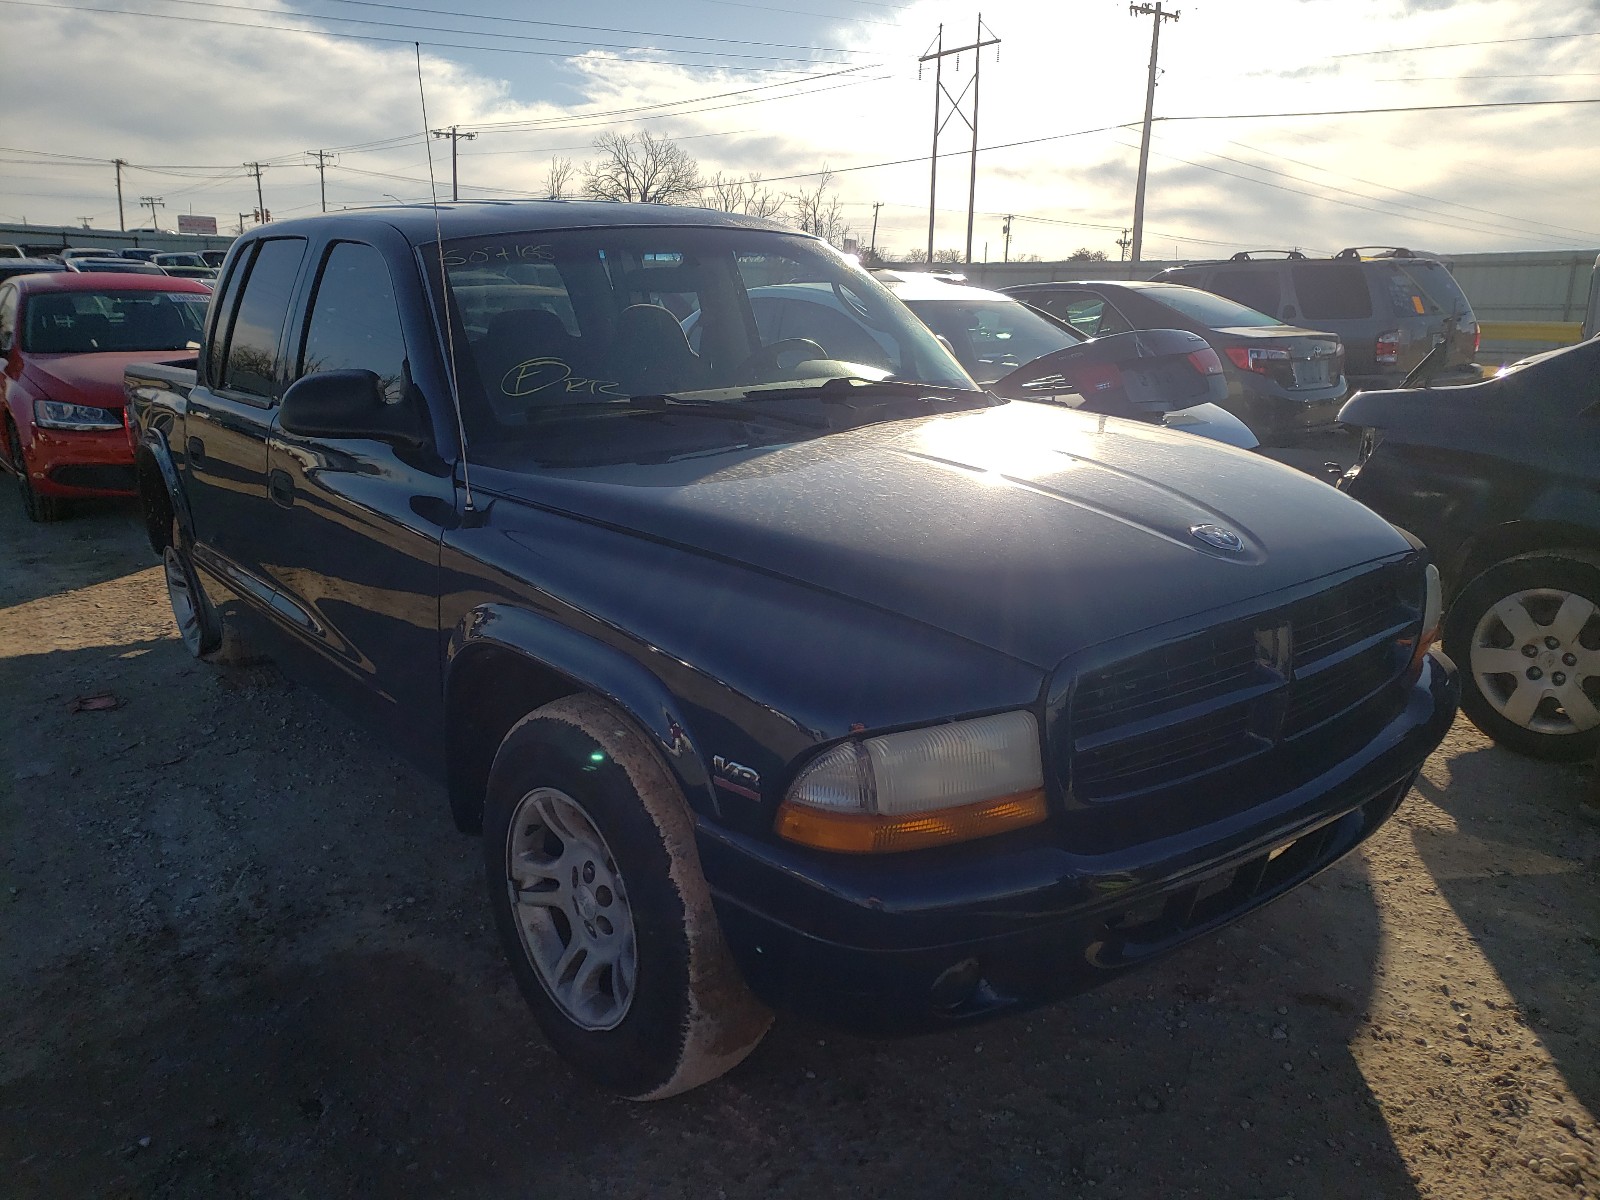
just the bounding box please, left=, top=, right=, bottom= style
left=775, top=789, right=1049, bottom=854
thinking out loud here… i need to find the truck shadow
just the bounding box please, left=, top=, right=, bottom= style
left=0, top=637, right=1415, bottom=1199
left=1409, top=745, right=1600, bottom=1117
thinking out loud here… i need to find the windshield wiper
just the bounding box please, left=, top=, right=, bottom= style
left=626, top=394, right=828, bottom=428
left=742, top=376, right=993, bottom=406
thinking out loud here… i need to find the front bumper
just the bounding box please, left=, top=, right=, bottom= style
left=700, top=653, right=1457, bottom=1036
left=27, top=423, right=136, bottom=497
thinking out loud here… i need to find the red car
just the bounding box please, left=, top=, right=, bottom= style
left=0, top=272, right=210, bottom=521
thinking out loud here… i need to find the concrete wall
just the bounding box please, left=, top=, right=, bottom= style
left=0, top=221, right=236, bottom=256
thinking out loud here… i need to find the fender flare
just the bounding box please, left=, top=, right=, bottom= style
left=134, top=427, right=196, bottom=549
left=443, top=603, right=718, bottom=833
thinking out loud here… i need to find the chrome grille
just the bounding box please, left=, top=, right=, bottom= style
left=1070, top=565, right=1420, bottom=801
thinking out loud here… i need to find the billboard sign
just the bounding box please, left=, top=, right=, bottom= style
left=176, top=214, right=218, bottom=235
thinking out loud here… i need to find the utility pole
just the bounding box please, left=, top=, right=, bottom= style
left=113, top=158, right=127, bottom=231
left=919, top=17, right=1000, bottom=265
left=1002, top=214, right=1013, bottom=263
left=869, top=201, right=882, bottom=258
left=237, top=213, right=253, bottom=235
left=1129, top=2, right=1179, bottom=265
left=1116, top=228, right=1133, bottom=261
left=244, top=162, right=268, bottom=223
left=431, top=126, right=477, bottom=202
left=139, top=195, right=164, bottom=229
left=77, top=217, right=92, bottom=230
left=307, top=149, right=336, bottom=213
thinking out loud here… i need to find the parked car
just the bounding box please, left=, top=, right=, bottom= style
left=59, top=247, right=120, bottom=262
left=62, top=257, right=167, bottom=275
left=158, top=265, right=219, bottom=283
left=0, top=272, right=211, bottom=520
left=1339, top=336, right=1600, bottom=760
left=118, top=248, right=163, bottom=263
left=1003, top=280, right=1347, bottom=444
left=685, top=270, right=1256, bottom=447
left=127, top=202, right=1455, bottom=1099
left=0, top=258, right=68, bottom=284
left=1154, top=247, right=1479, bottom=392
left=0, top=244, right=25, bottom=260
left=199, top=250, right=228, bottom=268
left=153, top=252, right=208, bottom=268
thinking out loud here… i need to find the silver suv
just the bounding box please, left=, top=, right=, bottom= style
left=1154, top=247, right=1478, bottom=390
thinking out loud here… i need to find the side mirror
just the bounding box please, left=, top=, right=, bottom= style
left=278, top=369, right=423, bottom=446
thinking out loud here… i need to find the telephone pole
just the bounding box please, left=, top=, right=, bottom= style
left=113, top=158, right=127, bottom=231
left=431, top=126, right=477, bottom=201
left=139, top=195, right=164, bottom=229
left=919, top=17, right=1000, bottom=265
left=1128, top=2, right=1179, bottom=265
left=307, top=149, right=336, bottom=213
left=869, top=201, right=882, bottom=258
left=244, top=162, right=268, bottom=223
left=1116, top=228, right=1133, bottom=261
left=1002, top=214, right=1013, bottom=263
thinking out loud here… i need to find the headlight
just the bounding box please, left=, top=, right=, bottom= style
left=1406, top=563, right=1444, bottom=680
left=35, top=399, right=123, bottom=431
left=775, top=710, right=1047, bottom=854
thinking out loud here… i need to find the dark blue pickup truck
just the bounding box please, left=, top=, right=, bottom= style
left=127, top=202, right=1457, bottom=1099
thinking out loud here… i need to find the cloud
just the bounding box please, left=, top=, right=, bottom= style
left=4, top=0, right=1597, bottom=257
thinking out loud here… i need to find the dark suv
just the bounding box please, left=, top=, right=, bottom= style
left=1154, top=248, right=1478, bottom=391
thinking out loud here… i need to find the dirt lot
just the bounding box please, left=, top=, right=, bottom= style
left=2, top=493, right=1598, bottom=1200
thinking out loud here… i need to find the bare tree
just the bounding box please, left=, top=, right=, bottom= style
left=542, top=156, right=576, bottom=200
left=700, top=171, right=786, bottom=219
left=785, top=167, right=851, bottom=248
left=1067, top=246, right=1109, bottom=262
left=581, top=131, right=700, bottom=204
left=931, top=248, right=966, bottom=264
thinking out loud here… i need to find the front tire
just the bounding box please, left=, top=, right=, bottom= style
left=484, top=695, right=771, bottom=1099
left=1443, top=552, right=1600, bottom=761
left=7, top=419, right=64, bottom=523
left=162, top=522, right=263, bottom=665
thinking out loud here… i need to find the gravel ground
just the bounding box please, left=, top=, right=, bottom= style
left=2, top=492, right=1597, bottom=1200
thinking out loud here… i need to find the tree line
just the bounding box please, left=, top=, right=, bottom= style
left=542, top=131, right=1110, bottom=264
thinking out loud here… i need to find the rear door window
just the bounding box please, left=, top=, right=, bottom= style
left=1289, top=263, right=1373, bottom=320
left=218, top=238, right=308, bottom=400
left=1208, top=269, right=1281, bottom=317
left=298, top=242, right=411, bottom=404
left=1383, top=261, right=1472, bottom=317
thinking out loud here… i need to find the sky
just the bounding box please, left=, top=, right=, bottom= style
left=2, top=0, right=1597, bottom=260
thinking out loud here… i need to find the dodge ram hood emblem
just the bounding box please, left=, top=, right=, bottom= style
left=1190, top=523, right=1245, bottom=553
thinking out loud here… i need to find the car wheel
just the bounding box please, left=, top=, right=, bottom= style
left=484, top=694, right=771, bottom=1099
left=1443, top=552, right=1600, bottom=761
left=163, top=521, right=262, bottom=665
left=7, top=419, right=64, bottom=523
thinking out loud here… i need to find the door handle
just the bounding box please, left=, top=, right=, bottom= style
left=185, top=435, right=204, bottom=464
left=268, top=469, right=294, bottom=508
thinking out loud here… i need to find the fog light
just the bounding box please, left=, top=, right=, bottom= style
left=930, top=957, right=982, bottom=1009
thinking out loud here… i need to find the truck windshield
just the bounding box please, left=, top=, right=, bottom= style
left=433, top=227, right=981, bottom=450
left=23, top=290, right=208, bottom=353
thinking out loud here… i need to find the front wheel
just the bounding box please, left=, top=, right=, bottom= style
left=1443, top=552, right=1600, bottom=761
left=7, top=419, right=64, bottom=523
left=162, top=523, right=263, bottom=665
left=484, top=695, right=771, bottom=1099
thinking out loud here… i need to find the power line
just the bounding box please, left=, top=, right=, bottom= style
left=297, top=0, right=862, bottom=55
left=1332, top=29, right=1600, bottom=59
left=1121, top=138, right=1586, bottom=248
left=0, top=0, right=855, bottom=72
left=1222, top=138, right=1600, bottom=242
left=135, top=0, right=861, bottom=65
left=1154, top=96, right=1600, bottom=123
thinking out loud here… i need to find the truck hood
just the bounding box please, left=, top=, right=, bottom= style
left=488, top=401, right=1412, bottom=668
left=23, top=351, right=192, bottom=410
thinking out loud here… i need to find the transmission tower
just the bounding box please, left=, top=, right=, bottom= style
left=920, top=16, right=1000, bottom=265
